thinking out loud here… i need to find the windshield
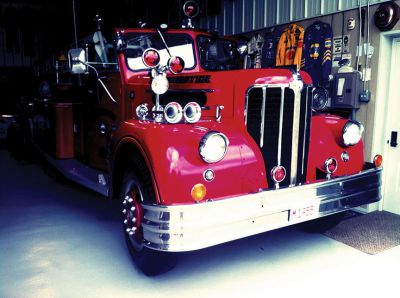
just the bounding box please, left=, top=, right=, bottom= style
left=124, top=33, right=196, bottom=71
left=197, top=35, right=240, bottom=70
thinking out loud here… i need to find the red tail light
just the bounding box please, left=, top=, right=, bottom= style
left=142, top=48, right=160, bottom=68
left=271, top=166, right=286, bottom=183
left=324, top=158, right=338, bottom=174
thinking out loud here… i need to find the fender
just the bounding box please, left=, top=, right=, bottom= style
left=307, top=114, right=364, bottom=182
left=111, top=119, right=267, bottom=205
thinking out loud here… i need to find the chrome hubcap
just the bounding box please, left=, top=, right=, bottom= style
left=122, top=184, right=144, bottom=249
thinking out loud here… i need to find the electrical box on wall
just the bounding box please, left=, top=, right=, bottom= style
left=330, top=72, right=363, bottom=109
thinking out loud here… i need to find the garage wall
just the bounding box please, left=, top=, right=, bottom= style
left=199, top=0, right=388, bottom=35
left=200, top=0, right=400, bottom=160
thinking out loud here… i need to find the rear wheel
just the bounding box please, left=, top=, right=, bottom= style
left=300, top=212, right=346, bottom=233
left=121, top=170, right=177, bottom=276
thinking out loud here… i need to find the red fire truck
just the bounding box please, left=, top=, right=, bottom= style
left=11, top=7, right=382, bottom=275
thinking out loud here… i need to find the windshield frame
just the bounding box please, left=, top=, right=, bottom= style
left=123, top=32, right=197, bottom=72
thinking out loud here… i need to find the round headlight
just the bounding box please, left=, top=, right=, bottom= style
left=183, top=102, right=201, bottom=123
left=164, top=102, right=183, bottom=123
left=199, top=132, right=229, bottom=163
left=343, top=121, right=364, bottom=146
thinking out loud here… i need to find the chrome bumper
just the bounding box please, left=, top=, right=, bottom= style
left=142, top=167, right=382, bottom=252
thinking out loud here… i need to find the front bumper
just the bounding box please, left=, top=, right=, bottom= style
left=142, top=167, right=382, bottom=252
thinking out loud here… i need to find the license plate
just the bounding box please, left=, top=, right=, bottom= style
left=289, top=200, right=320, bottom=224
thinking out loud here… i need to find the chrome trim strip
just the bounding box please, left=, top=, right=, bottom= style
left=244, top=83, right=290, bottom=127
left=301, top=87, right=309, bottom=177
left=245, top=92, right=249, bottom=126
left=277, top=87, right=285, bottom=165
left=168, top=88, right=214, bottom=93
left=252, top=84, right=290, bottom=89
left=290, top=87, right=301, bottom=185
left=141, top=167, right=382, bottom=252
left=260, top=87, right=267, bottom=148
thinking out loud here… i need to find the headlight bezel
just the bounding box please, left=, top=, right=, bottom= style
left=312, top=87, right=329, bottom=111
left=164, top=102, right=183, bottom=124
left=199, top=131, right=229, bottom=163
left=183, top=102, right=202, bottom=123
left=342, top=120, right=364, bottom=146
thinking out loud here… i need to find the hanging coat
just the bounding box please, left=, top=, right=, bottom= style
left=301, top=21, right=333, bottom=86
left=276, top=23, right=304, bottom=70
left=261, top=28, right=282, bottom=68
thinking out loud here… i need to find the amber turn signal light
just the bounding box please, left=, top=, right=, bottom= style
left=191, top=183, right=207, bottom=202
left=373, top=154, right=383, bottom=167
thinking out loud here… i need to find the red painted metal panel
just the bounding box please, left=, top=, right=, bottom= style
left=53, top=103, right=74, bottom=159
left=307, top=114, right=364, bottom=182
left=113, top=119, right=267, bottom=205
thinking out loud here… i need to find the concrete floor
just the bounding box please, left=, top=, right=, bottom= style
left=0, top=147, right=398, bottom=298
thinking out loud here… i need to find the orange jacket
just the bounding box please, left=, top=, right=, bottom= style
left=276, top=23, right=304, bottom=70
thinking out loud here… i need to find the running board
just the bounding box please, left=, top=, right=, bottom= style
left=37, top=146, right=109, bottom=197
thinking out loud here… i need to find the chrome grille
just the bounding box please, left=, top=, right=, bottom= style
left=246, top=85, right=312, bottom=188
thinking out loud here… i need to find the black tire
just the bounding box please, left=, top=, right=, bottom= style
left=300, top=212, right=346, bottom=233
left=121, top=157, right=178, bottom=276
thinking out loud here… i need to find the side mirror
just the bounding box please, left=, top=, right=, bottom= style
left=114, top=31, right=125, bottom=53
left=68, top=48, right=87, bottom=74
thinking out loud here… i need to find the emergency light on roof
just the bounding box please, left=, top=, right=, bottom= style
left=183, top=1, right=199, bottom=18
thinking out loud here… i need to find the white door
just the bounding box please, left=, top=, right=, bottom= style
left=383, top=38, right=400, bottom=215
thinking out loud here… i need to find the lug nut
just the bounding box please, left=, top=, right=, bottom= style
left=128, top=198, right=134, bottom=203
left=123, top=200, right=127, bottom=205
left=122, top=209, right=127, bottom=214
left=132, top=217, right=136, bottom=223
left=125, top=228, right=131, bottom=233
left=128, top=231, right=135, bottom=236
left=130, top=206, right=136, bottom=212
left=123, top=219, right=128, bottom=225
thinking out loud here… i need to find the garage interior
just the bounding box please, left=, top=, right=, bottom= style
left=1, top=0, right=400, bottom=297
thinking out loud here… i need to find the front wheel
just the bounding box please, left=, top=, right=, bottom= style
left=121, top=172, right=177, bottom=276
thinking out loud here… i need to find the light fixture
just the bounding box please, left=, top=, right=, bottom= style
left=164, top=102, right=183, bottom=123
left=343, top=121, right=364, bottom=146
left=271, top=165, right=286, bottom=183
left=183, top=102, right=201, bottom=123
left=199, top=132, right=229, bottom=163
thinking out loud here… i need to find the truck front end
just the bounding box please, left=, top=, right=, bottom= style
left=109, top=27, right=381, bottom=274
left=133, top=68, right=382, bottom=252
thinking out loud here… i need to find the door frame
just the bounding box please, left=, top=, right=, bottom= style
left=371, top=30, right=400, bottom=211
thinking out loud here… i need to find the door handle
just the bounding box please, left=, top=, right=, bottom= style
left=390, top=131, right=398, bottom=147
